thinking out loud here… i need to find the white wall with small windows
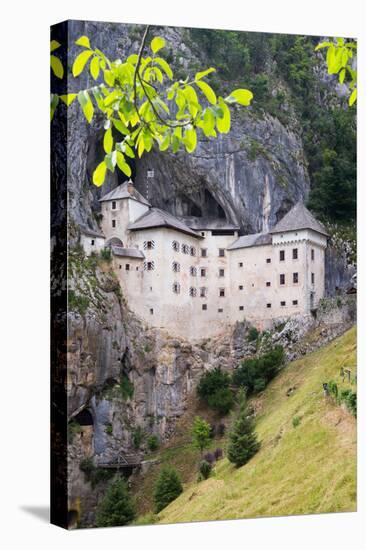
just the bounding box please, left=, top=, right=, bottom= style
left=80, top=233, right=105, bottom=256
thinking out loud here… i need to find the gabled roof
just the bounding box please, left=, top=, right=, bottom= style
left=227, top=232, right=272, bottom=250
left=128, top=208, right=202, bottom=239
left=99, top=181, right=151, bottom=206
left=111, top=246, right=145, bottom=259
left=270, top=202, right=329, bottom=236
left=179, top=216, right=240, bottom=231
left=79, top=225, right=105, bottom=238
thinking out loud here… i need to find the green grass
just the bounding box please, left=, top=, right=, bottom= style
left=156, top=327, right=356, bottom=524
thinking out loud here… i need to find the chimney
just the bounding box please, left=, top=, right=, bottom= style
left=127, top=179, right=134, bottom=194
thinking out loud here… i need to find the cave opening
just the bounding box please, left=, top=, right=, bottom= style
left=73, top=409, right=94, bottom=426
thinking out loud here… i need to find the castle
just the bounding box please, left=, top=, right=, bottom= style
left=80, top=180, right=328, bottom=339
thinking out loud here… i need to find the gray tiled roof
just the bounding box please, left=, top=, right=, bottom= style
left=179, top=216, right=240, bottom=231
left=79, top=225, right=105, bottom=238
left=99, top=181, right=151, bottom=206
left=111, top=246, right=145, bottom=259
left=270, top=202, right=329, bottom=236
left=128, top=208, right=202, bottom=238
left=227, top=232, right=272, bottom=250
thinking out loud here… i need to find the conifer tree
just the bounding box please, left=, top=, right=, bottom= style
left=227, top=391, right=260, bottom=468
left=153, top=466, right=183, bottom=513
left=95, top=477, right=135, bottom=527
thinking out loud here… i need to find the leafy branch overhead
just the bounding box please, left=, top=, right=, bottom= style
left=315, top=37, right=357, bottom=106
left=51, top=27, right=253, bottom=186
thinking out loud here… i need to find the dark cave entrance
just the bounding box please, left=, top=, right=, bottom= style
left=73, top=408, right=94, bottom=426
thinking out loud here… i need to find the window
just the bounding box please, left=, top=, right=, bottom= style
left=218, top=308, right=223, bottom=313
left=200, top=287, right=207, bottom=298
left=190, top=266, right=197, bottom=276
left=280, top=301, right=286, bottom=307
left=311, top=273, right=315, bottom=284
left=125, top=264, right=130, bottom=271
left=147, top=169, right=154, bottom=178
left=112, top=201, right=117, bottom=210
left=112, top=220, right=116, bottom=228
left=266, top=303, right=272, bottom=308
left=172, top=261, right=180, bottom=273
left=239, top=306, right=244, bottom=311
left=201, top=248, right=207, bottom=257
left=266, top=281, right=271, bottom=287
left=292, top=300, right=298, bottom=306
left=136, top=267, right=139, bottom=271
left=293, top=272, right=299, bottom=284
left=119, top=265, right=122, bottom=269
left=201, top=232, right=205, bottom=237
left=182, top=244, right=189, bottom=254
left=280, top=274, right=285, bottom=285
left=219, top=268, right=225, bottom=277
left=144, top=240, right=155, bottom=250
left=311, top=248, right=315, bottom=261
left=144, top=261, right=155, bottom=271
left=218, top=248, right=225, bottom=257
left=202, top=304, right=207, bottom=311
left=266, top=258, right=271, bottom=264
left=150, top=308, right=154, bottom=315
left=292, top=248, right=298, bottom=260
left=189, top=287, right=197, bottom=297
left=190, top=246, right=196, bottom=256
left=219, top=288, right=225, bottom=297
left=172, top=282, right=180, bottom=294
left=239, top=262, right=243, bottom=267
left=172, top=240, right=180, bottom=252
left=90, top=239, right=94, bottom=246
left=200, top=268, right=206, bottom=277
left=239, top=285, right=243, bottom=290
left=279, top=250, right=285, bottom=261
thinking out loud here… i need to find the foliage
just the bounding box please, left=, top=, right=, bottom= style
left=79, top=456, right=95, bottom=476
left=214, top=447, right=223, bottom=460
left=232, top=346, right=285, bottom=395
left=227, top=391, right=260, bottom=468
left=79, top=457, right=114, bottom=488
left=147, top=434, right=160, bottom=452
left=68, top=288, right=90, bottom=315
left=132, top=426, right=144, bottom=449
left=198, top=460, right=212, bottom=481
left=96, top=477, right=136, bottom=527
left=315, top=38, right=357, bottom=106
left=207, top=386, right=235, bottom=415
left=292, top=416, right=301, bottom=428
left=100, top=247, right=112, bottom=261
left=120, top=373, right=134, bottom=400
left=197, top=367, right=234, bottom=414
left=52, top=27, right=253, bottom=185
left=191, top=416, right=211, bottom=454
left=67, top=420, right=82, bottom=444
left=327, top=380, right=357, bottom=417
left=211, top=422, right=226, bottom=438
left=105, top=423, right=113, bottom=435
left=203, top=452, right=215, bottom=465
left=247, top=326, right=259, bottom=342
left=153, top=466, right=183, bottom=513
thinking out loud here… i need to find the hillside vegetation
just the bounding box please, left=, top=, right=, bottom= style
left=153, top=327, right=356, bottom=524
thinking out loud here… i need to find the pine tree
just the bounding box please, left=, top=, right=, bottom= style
left=95, top=477, right=135, bottom=527
left=227, top=391, right=260, bottom=468
left=153, top=466, right=183, bottom=513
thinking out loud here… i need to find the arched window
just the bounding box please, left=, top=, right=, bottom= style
left=143, top=240, right=155, bottom=250
left=182, top=244, right=189, bottom=254
left=172, top=282, right=181, bottom=294
left=144, top=261, right=155, bottom=271
left=190, top=246, right=196, bottom=256
left=172, top=240, right=180, bottom=252
left=189, top=287, right=197, bottom=297
left=190, top=266, right=197, bottom=276
left=172, top=261, right=180, bottom=273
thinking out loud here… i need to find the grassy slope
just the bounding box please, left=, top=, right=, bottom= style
left=157, top=327, right=356, bottom=524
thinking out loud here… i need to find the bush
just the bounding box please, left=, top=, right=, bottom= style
left=197, top=367, right=234, bottom=415
left=80, top=456, right=95, bottom=476
left=68, top=420, right=82, bottom=444
left=191, top=416, right=211, bottom=454
left=339, top=389, right=357, bottom=417
left=214, top=448, right=223, bottom=460
left=100, top=247, right=112, bottom=262
left=212, top=422, right=226, bottom=438
left=203, top=452, right=215, bottom=465
left=232, top=346, right=285, bottom=395
left=327, top=380, right=339, bottom=399
left=153, top=467, right=183, bottom=513
left=132, top=426, right=144, bottom=449
left=247, top=326, right=259, bottom=342
left=147, top=434, right=160, bottom=452
left=96, top=477, right=135, bottom=527
left=198, top=460, right=212, bottom=481
left=207, top=386, right=235, bottom=415
left=292, top=416, right=301, bottom=428
left=227, top=391, right=260, bottom=467
left=120, top=374, right=134, bottom=400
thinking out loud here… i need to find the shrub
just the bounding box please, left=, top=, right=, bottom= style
left=292, top=416, right=301, bottom=428
left=327, top=380, right=338, bottom=399
left=80, top=457, right=95, bottom=477
left=339, top=389, right=357, bottom=417
left=191, top=416, right=211, bottom=455
left=197, top=367, right=234, bottom=415
left=207, top=386, right=235, bottom=415
left=68, top=420, right=82, bottom=444
left=132, top=426, right=144, bottom=449
left=203, top=452, right=215, bottom=465
left=68, top=289, right=90, bottom=315
left=120, top=374, right=134, bottom=400
left=198, top=460, right=212, bottom=481
left=247, top=326, right=259, bottom=342
left=105, top=424, right=113, bottom=435
left=227, top=391, right=260, bottom=467
left=153, top=467, right=183, bottom=513
left=96, top=477, right=135, bottom=527
left=214, top=448, right=223, bottom=460
left=232, top=346, right=285, bottom=395
left=147, top=434, right=160, bottom=452
left=100, top=247, right=112, bottom=262
left=212, top=422, right=226, bottom=437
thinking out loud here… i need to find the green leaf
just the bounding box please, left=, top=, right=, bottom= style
left=103, top=69, right=115, bottom=86
left=226, top=88, right=253, bottom=106
left=112, top=117, right=129, bottom=135
left=195, top=67, right=216, bottom=81
left=75, top=35, right=91, bottom=48
left=77, top=90, right=94, bottom=123
left=183, top=127, right=197, bottom=153
left=216, top=97, right=231, bottom=133
left=59, top=93, right=77, bottom=106
left=349, top=87, right=357, bottom=106
left=50, top=40, right=61, bottom=52
left=339, top=68, right=346, bottom=84
left=123, top=143, right=135, bottom=158
left=196, top=80, right=217, bottom=105
left=137, top=135, right=145, bottom=158
left=159, top=133, right=170, bottom=152
left=315, top=41, right=333, bottom=51
left=105, top=151, right=116, bottom=172
left=50, top=55, right=64, bottom=79
left=116, top=152, right=132, bottom=176
left=90, top=56, right=100, bottom=80
left=127, top=54, right=138, bottom=64
left=103, top=128, right=113, bottom=154
left=72, top=50, right=93, bottom=77
left=151, top=36, right=166, bottom=54
left=50, top=94, right=59, bottom=120
left=154, top=57, right=173, bottom=79
left=93, top=161, right=107, bottom=186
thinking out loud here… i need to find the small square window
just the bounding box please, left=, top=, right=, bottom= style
left=280, top=274, right=285, bottom=285
left=112, top=220, right=116, bottom=228
left=280, top=301, right=286, bottom=307
left=266, top=258, right=271, bottom=264
left=218, top=308, right=223, bottom=313
left=292, top=248, right=298, bottom=260
left=293, top=272, right=299, bottom=284
left=239, top=306, right=244, bottom=311
left=119, top=265, right=122, bottom=269
left=292, top=300, right=298, bottom=306
left=201, top=248, right=207, bottom=257
left=150, top=308, right=154, bottom=315
left=200, top=268, right=206, bottom=277
left=280, top=250, right=285, bottom=261
left=266, top=281, right=271, bottom=287
left=146, top=241, right=153, bottom=249
left=201, top=232, right=205, bottom=237
left=91, top=239, right=95, bottom=246
left=311, top=249, right=315, bottom=261
left=266, top=303, right=272, bottom=308
left=239, top=285, right=243, bottom=290
left=219, top=288, right=225, bottom=297
left=126, top=264, right=130, bottom=271
left=136, top=267, right=139, bottom=271
left=202, top=304, right=207, bottom=311
left=219, top=269, right=225, bottom=277
left=219, top=248, right=225, bottom=257
left=239, top=262, right=243, bottom=267
left=112, top=201, right=117, bottom=210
